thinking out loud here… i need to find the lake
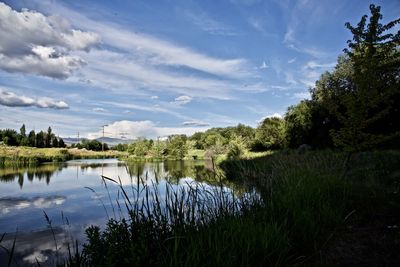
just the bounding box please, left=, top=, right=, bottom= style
left=0, top=158, right=236, bottom=266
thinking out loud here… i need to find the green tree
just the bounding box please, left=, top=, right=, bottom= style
left=132, top=138, right=151, bottom=157
left=36, top=131, right=45, bottom=148
left=58, top=138, right=65, bottom=148
left=45, top=127, right=52, bottom=148
left=28, top=130, right=36, bottom=147
left=167, top=135, right=188, bottom=160
left=151, top=138, right=167, bottom=158
left=284, top=101, right=313, bottom=148
left=254, top=117, right=285, bottom=150
left=20, top=124, right=26, bottom=137
left=327, top=5, right=400, bottom=152
left=227, top=135, right=247, bottom=159
left=51, top=136, right=59, bottom=147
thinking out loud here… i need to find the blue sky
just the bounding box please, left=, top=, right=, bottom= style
left=0, top=0, right=399, bottom=139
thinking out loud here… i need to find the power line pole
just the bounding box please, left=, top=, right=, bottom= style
left=102, top=125, right=105, bottom=152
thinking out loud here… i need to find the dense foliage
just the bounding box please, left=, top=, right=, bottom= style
left=70, top=139, right=109, bottom=151
left=0, top=124, right=65, bottom=148
left=286, top=5, right=400, bottom=150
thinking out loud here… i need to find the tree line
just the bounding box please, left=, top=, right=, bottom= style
left=0, top=124, right=65, bottom=148
left=120, top=5, right=399, bottom=158
left=70, top=139, right=109, bottom=151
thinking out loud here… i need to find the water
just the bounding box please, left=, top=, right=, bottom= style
left=0, top=158, right=226, bottom=266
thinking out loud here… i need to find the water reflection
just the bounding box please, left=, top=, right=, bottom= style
left=0, top=159, right=245, bottom=266
left=0, top=226, right=80, bottom=267
left=0, top=160, right=218, bottom=189
left=0, top=164, right=64, bottom=188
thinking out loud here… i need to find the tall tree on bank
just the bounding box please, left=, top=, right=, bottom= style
left=327, top=5, right=400, bottom=152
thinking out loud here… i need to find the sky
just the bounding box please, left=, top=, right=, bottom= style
left=0, top=0, right=399, bottom=139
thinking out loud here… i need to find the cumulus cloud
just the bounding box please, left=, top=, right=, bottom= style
left=0, top=89, right=69, bottom=109
left=172, top=95, right=193, bottom=105
left=0, top=2, right=99, bottom=78
left=88, top=120, right=209, bottom=139
left=88, top=120, right=157, bottom=139
left=182, top=120, right=210, bottom=127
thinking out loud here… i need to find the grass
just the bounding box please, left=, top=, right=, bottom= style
left=0, top=145, right=128, bottom=166
left=76, top=150, right=399, bottom=266
left=1, top=149, right=398, bottom=266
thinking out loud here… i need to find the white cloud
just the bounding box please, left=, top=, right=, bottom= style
left=0, top=2, right=99, bottom=78
left=293, top=91, right=310, bottom=99
left=93, top=107, right=106, bottom=112
left=172, top=95, right=193, bottom=105
left=87, top=120, right=209, bottom=139
left=304, top=61, right=335, bottom=69
left=288, top=58, right=296, bottom=64
left=257, top=113, right=283, bottom=123
left=0, top=89, right=69, bottom=109
left=182, top=120, right=210, bottom=127
left=284, top=72, right=297, bottom=85
left=150, top=95, right=159, bottom=99
left=182, top=9, right=236, bottom=36
left=74, top=49, right=235, bottom=100
left=259, top=61, right=269, bottom=69
left=41, top=2, right=248, bottom=79
left=283, top=27, right=295, bottom=44
left=36, top=97, right=69, bottom=109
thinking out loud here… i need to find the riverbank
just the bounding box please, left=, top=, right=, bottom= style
left=56, top=149, right=399, bottom=266
left=0, top=145, right=128, bottom=166
left=1, top=149, right=398, bottom=265
left=220, top=150, right=400, bottom=265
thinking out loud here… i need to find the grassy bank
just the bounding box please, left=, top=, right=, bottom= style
left=220, top=150, right=400, bottom=265
left=61, top=150, right=399, bottom=266
left=2, top=149, right=398, bottom=266
left=0, top=145, right=128, bottom=166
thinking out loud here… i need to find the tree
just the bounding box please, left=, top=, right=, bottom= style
left=36, top=131, right=45, bottom=148
left=58, top=138, right=65, bottom=148
left=227, top=135, right=247, bottom=159
left=51, top=136, right=59, bottom=147
left=45, top=127, right=54, bottom=148
left=167, top=135, right=188, bottom=160
left=327, top=5, right=400, bottom=152
left=28, top=130, right=36, bottom=147
left=151, top=138, right=166, bottom=158
left=284, top=101, right=313, bottom=148
left=20, top=124, right=26, bottom=137
left=133, top=138, right=150, bottom=157
left=254, top=117, right=285, bottom=150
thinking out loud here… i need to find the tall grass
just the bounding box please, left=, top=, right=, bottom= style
left=1, top=150, right=398, bottom=266
left=78, top=150, right=359, bottom=266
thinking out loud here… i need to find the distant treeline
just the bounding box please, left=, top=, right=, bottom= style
left=0, top=124, right=65, bottom=148
left=70, top=139, right=109, bottom=151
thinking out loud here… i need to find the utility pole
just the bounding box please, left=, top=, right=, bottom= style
left=102, top=125, right=105, bottom=152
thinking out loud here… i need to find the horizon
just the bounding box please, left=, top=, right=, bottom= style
left=0, top=0, right=399, bottom=139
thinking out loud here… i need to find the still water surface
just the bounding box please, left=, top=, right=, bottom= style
left=0, top=158, right=228, bottom=266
